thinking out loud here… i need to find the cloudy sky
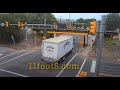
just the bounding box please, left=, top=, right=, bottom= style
left=52, top=13, right=108, bottom=20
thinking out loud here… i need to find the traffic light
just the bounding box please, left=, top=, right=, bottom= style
left=6, top=21, right=9, bottom=27
left=18, top=22, right=21, bottom=27
left=90, top=21, right=96, bottom=34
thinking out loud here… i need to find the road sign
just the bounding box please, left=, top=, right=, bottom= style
left=11, top=35, right=15, bottom=45
left=86, top=27, right=90, bottom=30
left=76, top=71, right=87, bottom=77
left=42, top=36, right=46, bottom=40
left=79, top=40, right=84, bottom=45
left=79, top=71, right=87, bottom=77
left=1, top=23, right=4, bottom=26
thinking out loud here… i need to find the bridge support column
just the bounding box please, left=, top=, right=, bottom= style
left=119, top=33, right=120, bottom=40
left=83, top=35, right=88, bottom=46
left=83, top=36, right=85, bottom=46
left=54, top=33, right=56, bottom=37
left=85, top=35, right=88, bottom=46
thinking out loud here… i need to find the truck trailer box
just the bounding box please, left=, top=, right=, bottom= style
left=42, top=35, right=74, bottom=62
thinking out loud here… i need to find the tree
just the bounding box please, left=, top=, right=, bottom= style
left=25, top=13, right=56, bottom=24
left=0, top=13, right=56, bottom=43
left=75, top=18, right=96, bottom=28
left=76, top=18, right=85, bottom=23
left=106, top=13, right=120, bottom=30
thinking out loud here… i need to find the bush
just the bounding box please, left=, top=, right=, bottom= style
left=0, top=26, right=21, bottom=43
left=104, top=37, right=113, bottom=43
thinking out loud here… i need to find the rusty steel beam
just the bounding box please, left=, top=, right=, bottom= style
left=47, top=31, right=88, bottom=36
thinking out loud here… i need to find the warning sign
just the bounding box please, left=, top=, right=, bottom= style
left=76, top=71, right=87, bottom=77
left=79, top=71, right=87, bottom=77
left=79, top=40, right=84, bottom=45
left=42, top=36, right=46, bottom=40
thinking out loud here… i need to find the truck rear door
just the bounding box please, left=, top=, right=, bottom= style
left=43, top=42, right=58, bottom=59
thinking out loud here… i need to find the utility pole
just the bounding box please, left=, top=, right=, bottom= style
left=44, top=13, right=47, bottom=37
left=94, top=21, right=100, bottom=57
left=25, top=22, right=28, bottom=44
left=69, top=13, right=71, bottom=29
left=95, top=15, right=107, bottom=77
left=60, top=16, right=61, bottom=23
left=12, top=13, right=15, bottom=45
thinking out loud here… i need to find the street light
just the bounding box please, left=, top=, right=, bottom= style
left=38, top=18, right=40, bottom=28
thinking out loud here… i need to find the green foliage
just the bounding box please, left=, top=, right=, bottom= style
left=106, top=13, right=120, bottom=30
left=73, top=18, right=96, bottom=28
left=104, top=37, right=113, bottom=43
left=0, top=13, right=56, bottom=43
left=26, top=13, right=56, bottom=24
left=31, top=33, right=44, bottom=37
left=76, top=18, right=85, bottom=23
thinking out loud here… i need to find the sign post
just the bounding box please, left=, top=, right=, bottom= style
left=1, top=23, right=5, bottom=26
left=11, top=35, right=15, bottom=45
left=79, top=40, right=84, bottom=48
left=90, top=39, right=93, bottom=51
left=35, top=36, right=37, bottom=47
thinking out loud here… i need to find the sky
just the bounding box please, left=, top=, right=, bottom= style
left=52, top=13, right=108, bottom=20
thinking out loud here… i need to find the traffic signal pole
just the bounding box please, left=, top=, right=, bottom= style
left=95, top=15, right=107, bottom=77
left=25, top=22, right=28, bottom=44
left=44, top=13, right=47, bottom=37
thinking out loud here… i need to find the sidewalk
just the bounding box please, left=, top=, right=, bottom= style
left=0, top=42, right=42, bottom=51
left=78, top=44, right=95, bottom=59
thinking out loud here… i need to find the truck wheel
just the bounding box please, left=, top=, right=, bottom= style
left=62, top=56, right=66, bottom=61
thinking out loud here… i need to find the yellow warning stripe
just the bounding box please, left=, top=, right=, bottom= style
left=47, top=31, right=88, bottom=36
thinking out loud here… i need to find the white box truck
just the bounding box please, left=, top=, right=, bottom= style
left=41, top=35, right=74, bottom=63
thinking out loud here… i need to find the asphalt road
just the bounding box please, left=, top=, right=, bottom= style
left=0, top=35, right=119, bottom=77
left=99, top=60, right=120, bottom=77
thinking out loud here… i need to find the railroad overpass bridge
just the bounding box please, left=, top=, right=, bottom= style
left=32, top=28, right=90, bottom=46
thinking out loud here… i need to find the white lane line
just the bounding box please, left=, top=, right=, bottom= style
left=76, top=58, right=87, bottom=76
left=56, top=53, right=77, bottom=77
left=0, top=50, right=25, bottom=60
left=0, top=54, right=3, bottom=56
left=0, top=69, right=29, bottom=77
left=0, top=49, right=39, bottom=66
left=90, top=60, right=96, bottom=73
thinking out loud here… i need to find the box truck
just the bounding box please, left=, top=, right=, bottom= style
left=41, top=35, right=74, bottom=63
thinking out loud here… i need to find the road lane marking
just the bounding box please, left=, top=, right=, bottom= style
left=56, top=53, right=77, bottom=77
left=90, top=60, right=96, bottom=73
left=0, top=69, right=29, bottom=77
left=76, top=58, right=87, bottom=76
left=0, top=49, right=40, bottom=66
left=0, top=50, right=25, bottom=60
left=0, top=54, right=3, bottom=56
